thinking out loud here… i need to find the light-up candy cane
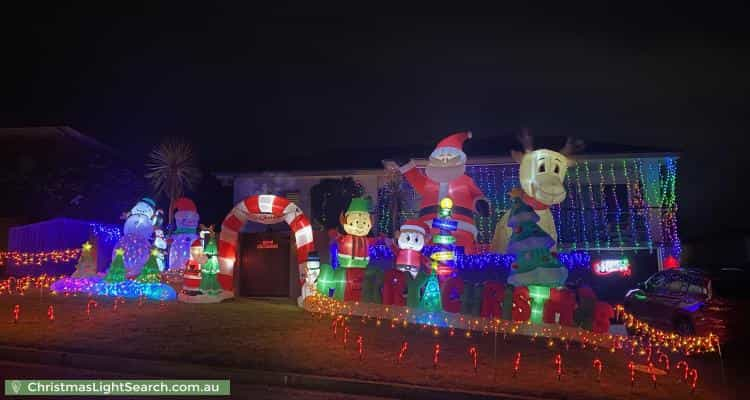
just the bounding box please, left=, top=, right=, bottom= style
left=343, top=327, right=350, bottom=345
left=47, top=305, right=54, bottom=321
left=86, top=299, right=98, bottom=319
left=688, top=368, right=698, bottom=393
left=397, top=341, right=408, bottom=363
left=554, top=354, right=563, bottom=380
left=657, top=351, right=670, bottom=373
left=469, top=346, right=478, bottom=373
left=433, top=344, right=440, bottom=369
left=676, top=360, right=689, bottom=382
left=12, top=304, right=20, bottom=323
left=356, top=336, right=364, bottom=361
left=628, top=361, right=636, bottom=387
left=513, top=352, right=521, bottom=377
left=648, top=362, right=656, bottom=388
left=593, top=359, right=602, bottom=382
left=113, top=297, right=125, bottom=313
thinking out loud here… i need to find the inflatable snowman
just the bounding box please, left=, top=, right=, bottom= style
left=113, top=197, right=157, bottom=276
left=168, top=197, right=200, bottom=272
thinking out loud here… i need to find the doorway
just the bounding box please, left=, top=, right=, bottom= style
left=238, top=232, right=291, bottom=297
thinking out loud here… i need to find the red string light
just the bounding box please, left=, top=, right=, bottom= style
left=433, top=344, right=440, bottom=369
left=47, top=305, right=54, bottom=322
left=593, top=359, right=602, bottom=382
left=332, top=318, right=339, bottom=338
left=688, top=368, right=698, bottom=393
left=469, top=346, right=478, bottom=373
left=513, top=352, right=521, bottom=377
left=628, top=361, right=636, bottom=387
left=648, top=361, right=656, bottom=388
left=0, top=275, right=61, bottom=295
left=0, top=248, right=81, bottom=267
left=12, top=304, right=20, bottom=323
left=554, top=354, right=563, bottom=380
left=397, top=341, right=408, bottom=364
left=676, top=360, right=689, bottom=382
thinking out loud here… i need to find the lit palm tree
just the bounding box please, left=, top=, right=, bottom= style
left=145, top=139, right=202, bottom=227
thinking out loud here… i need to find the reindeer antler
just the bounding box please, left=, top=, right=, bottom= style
left=517, top=127, right=534, bottom=152
left=199, top=224, right=215, bottom=235
left=560, top=137, right=585, bottom=156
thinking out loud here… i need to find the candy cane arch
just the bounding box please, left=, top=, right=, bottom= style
left=218, top=195, right=314, bottom=299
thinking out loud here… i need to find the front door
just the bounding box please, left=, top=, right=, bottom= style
left=238, top=232, right=290, bottom=297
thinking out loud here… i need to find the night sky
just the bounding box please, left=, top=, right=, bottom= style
left=2, top=3, right=749, bottom=239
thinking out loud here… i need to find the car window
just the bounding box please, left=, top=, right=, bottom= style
left=687, top=284, right=707, bottom=298
left=646, top=272, right=668, bottom=292
left=667, top=279, right=687, bottom=294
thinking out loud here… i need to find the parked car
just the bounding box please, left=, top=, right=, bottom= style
left=623, top=267, right=749, bottom=342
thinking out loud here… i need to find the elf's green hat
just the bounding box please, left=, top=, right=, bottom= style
left=346, top=197, right=370, bottom=214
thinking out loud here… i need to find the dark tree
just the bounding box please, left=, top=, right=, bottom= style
left=310, top=177, right=364, bottom=230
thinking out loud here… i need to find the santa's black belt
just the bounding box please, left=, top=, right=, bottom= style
left=419, top=205, right=475, bottom=219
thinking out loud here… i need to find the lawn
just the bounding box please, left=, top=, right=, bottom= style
left=0, top=290, right=737, bottom=400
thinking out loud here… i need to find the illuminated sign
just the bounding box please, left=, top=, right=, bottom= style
left=257, top=240, right=279, bottom=249
left=593, top=258, right=631, bottom=276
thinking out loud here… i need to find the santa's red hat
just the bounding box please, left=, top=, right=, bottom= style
left=174, top=197, right=197, bottom=213
left=400, top=219, right=429, bottom=236
left=190, top=239, right=203, bottom=248
left=430, top=130, right=472, bottom=162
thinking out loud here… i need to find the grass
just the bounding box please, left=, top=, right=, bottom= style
left=0, top=289, right=737, bottom=400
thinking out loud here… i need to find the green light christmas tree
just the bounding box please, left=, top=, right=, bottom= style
left=199, top=235, right=222, bottom=296
left=136, top=249, right=162, bottom=284
left=72, top=242, right=97, bottom=278
left=104, top=248, right=127, bottom=283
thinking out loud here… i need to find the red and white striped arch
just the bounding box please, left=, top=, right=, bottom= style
left=218, top=194, right=314, bottom=297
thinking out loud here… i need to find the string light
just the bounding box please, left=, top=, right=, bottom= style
left=628, top=361, right=635, bottom=387
left=0, top=248, right=81, bottom=267
left=554, top=354, right=563, bottom=380
left=635, top=159, right=654, bottom=249
left=0, top=275, right=61, bottom=295
left=608, top=162, right=624, bottom=248
left=356, top=336, right=364, bottom=361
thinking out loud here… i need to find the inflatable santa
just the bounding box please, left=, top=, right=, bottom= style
left=181, top=239, right=206, bottom=296
left=169, top=197, right=200, bottom=271
left=397, top=131, right=488, bottom=253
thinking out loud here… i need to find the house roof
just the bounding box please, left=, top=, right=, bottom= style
left=0, top=126, right=148, bottom=223
left=216, top=135, right=678, bottom=178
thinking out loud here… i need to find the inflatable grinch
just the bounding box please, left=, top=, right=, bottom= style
left=397, top=131, right=488, bottom=254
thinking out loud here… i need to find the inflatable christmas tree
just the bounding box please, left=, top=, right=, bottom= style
left=136, top=249, right=162, bottom=284
left=199, top=235, right=222, bottom=296
left=506, top=193, right=568, bottom=288
left=419, top=273, right=443, bottom=312
left=72, top=242, right=97, bottom=278
left=104, top=248, right=127, bottom=283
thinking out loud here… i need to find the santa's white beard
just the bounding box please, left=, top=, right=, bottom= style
left=426, top=164, right=465, bottom=183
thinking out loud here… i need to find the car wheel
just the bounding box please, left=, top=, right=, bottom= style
left=675, top=317, right=695, bottom=336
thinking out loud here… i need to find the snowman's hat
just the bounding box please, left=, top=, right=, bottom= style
left=174, top=197, right=197, bottom=213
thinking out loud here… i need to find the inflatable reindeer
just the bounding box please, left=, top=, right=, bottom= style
left=491, top=129, right=583, bottom=253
